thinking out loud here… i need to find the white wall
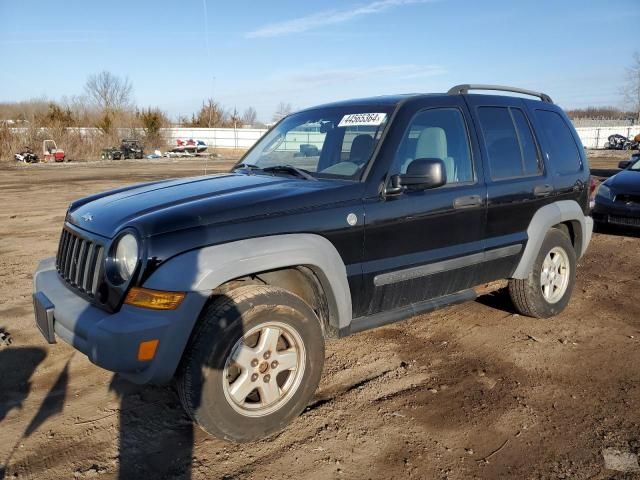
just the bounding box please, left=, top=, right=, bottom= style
left=163, top=126, right=640, bottom=151
left=162, top=127, right=267, bottom=150
left=574, top=126, right=640, bottom=149
left=11, top=125, right=640, bottom=151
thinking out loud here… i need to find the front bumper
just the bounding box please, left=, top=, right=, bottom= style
left=592, top=198, right=640, bottom=228
left=33, top=257, right=208, bottom=384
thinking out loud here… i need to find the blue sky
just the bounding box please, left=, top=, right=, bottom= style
left=0, top=0, right=638, bottom=121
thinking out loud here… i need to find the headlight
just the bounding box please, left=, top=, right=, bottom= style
left=596, top=183, right=613, bottom=201
left=114, top=233, right=139, bottom=281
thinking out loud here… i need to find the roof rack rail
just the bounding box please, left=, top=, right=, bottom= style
left=447, top=84, right=553, bottom=103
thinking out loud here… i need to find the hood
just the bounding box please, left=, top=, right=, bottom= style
left=67, top=172, right=358, bottom=238
left=606, top=170, right=640, bottom=194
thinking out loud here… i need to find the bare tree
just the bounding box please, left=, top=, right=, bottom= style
left=272, top=101, right=292, bottom=123
left=241, top=106, right=257, bottom=126
left=623, top=51, right=640, bottom=122
left=84, top=71, right=133, bottom=113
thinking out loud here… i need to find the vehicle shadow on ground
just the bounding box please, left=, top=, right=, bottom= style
left=108, top=294, right=245, bottom=479
left=475, top=289, right=519, bottom=315
left=0, top=345, right=47, bottom=479
left=109, top=378, right=195, bottom=479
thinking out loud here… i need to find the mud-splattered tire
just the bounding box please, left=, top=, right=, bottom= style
left=176, top=285, right=325, bottom=443
left=508, top=228, right=576, bottom=318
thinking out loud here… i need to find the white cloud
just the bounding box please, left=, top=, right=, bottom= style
left=277, top=64, right=447, bottom=87
left=246, top=0, right=436, bottom=38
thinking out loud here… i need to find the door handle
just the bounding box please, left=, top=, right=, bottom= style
left=533, top=184, right=553, bottom=197
left=453, top=195, right=483, bottom=209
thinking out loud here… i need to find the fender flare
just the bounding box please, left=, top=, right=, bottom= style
left=144, top=234, right=353, bottom=331
left=512, top=200, right=593, bottom=279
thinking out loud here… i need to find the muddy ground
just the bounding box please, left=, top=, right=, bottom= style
left=1, top=152, right=639, bottom=480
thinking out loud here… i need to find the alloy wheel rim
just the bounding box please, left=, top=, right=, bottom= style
left=540, top=246, right=570, bottom=304
left=222, top=321, right=306, bottom=417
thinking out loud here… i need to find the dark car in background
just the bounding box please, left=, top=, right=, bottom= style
left=605, top=134, right=639, bottom=151
left=617, top=152, right=640, bottom=170
left=593, top=159, right=640, bottom=228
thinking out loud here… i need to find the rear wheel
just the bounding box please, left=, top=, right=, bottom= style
left=508, top=228, right=576, bottom=318
left=177, top=285, right=325, bottom=442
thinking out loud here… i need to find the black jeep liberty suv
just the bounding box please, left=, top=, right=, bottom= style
left=33, top=85, right=593, bottom=442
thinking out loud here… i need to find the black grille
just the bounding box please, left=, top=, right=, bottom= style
left=609, top=215, right=640, bottom=227
left=614, top=194, right=640, bottom=205
left=56, top=228, right=104, bottom=296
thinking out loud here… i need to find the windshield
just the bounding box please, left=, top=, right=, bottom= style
left=238, top=106, right=393, bottom=180
left=631, top=160, right=640, bottom=171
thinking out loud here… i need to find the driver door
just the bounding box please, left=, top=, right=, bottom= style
left=359, top=98, right=487, bottom=316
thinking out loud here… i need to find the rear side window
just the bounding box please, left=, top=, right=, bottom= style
left=534, top=110, right=582, bottom=174
left=477, top=107, right=542, bottom=180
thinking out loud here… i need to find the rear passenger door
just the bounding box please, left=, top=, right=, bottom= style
left=529, top=108, right=588, bottom=201
left=466, top=95, right=551, bottom=282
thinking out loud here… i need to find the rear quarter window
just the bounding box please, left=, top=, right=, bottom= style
left=534, top=110, right=582, bottom=174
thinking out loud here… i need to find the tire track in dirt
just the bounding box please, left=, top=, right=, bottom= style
left=2, top=158, right=640, bottom=479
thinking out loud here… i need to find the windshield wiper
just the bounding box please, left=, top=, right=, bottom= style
left=233, top=162, right=262, bottom=171
left=262, top=165, right=317, bottom=181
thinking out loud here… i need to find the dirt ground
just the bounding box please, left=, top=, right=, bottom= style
left=1, top=152, right=639, bottom=480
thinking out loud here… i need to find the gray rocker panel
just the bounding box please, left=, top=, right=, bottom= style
left=144, top=233, right=353, bottom=330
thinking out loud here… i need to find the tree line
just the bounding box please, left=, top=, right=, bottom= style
left=0, top=71, right=292, bottom=131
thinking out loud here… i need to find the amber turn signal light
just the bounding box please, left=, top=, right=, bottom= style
left=138, top=339, right=159, bottom=361
left=124, top=287, right=185, bottom=310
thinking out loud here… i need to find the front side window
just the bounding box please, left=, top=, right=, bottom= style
left=239, top=107, right=392, bottom=180
left=392, top=108, right=474, bottom=184
left=477, top=106, right=542, bottom=180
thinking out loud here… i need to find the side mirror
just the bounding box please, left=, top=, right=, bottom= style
left=618, top=160, right=631, bottom=169
left=401, top=158, right=447, bottom=190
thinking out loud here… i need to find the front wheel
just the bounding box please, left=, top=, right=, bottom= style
left=177, top=285, right=325, bottom=442
left=508, top=228, right=576, bottom=318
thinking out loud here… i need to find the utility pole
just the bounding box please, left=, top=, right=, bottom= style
left=208, top=76, right=216, bottom=127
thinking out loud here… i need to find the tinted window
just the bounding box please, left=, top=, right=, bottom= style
left=511, top=109, right=540, bottom=175
left=478, top=107, right=522, bottom=179
left=534, top=110, right=582, bottom=174
left=393, top=108, right=473, bottom=184
left=478, top=107, right=542, bottom=180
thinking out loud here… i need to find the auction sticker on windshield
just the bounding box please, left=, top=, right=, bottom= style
left=338, top=113, right=387, bottom=127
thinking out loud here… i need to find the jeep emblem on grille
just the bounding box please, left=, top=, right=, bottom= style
left=82, top=213, right=93, bottom=222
